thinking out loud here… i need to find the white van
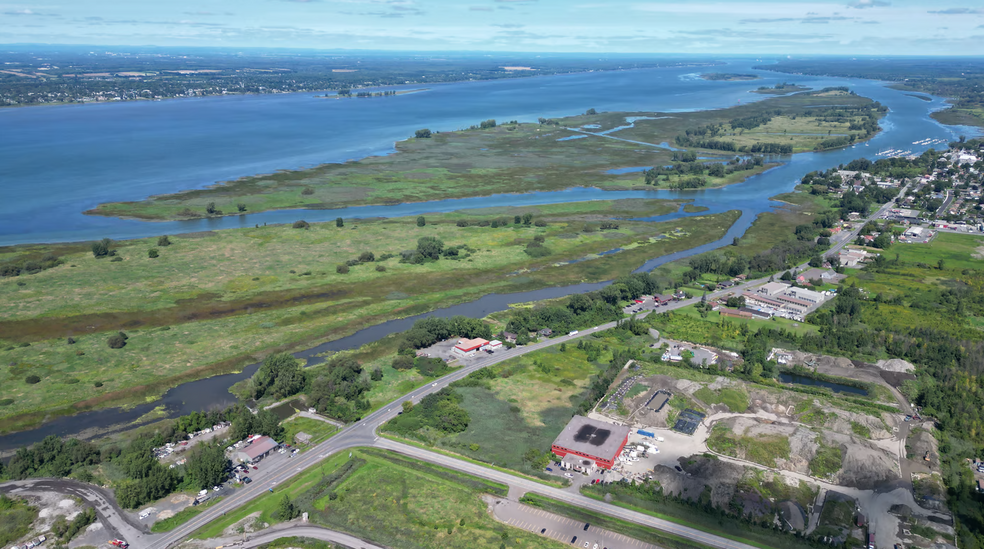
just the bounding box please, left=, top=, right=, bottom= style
left=569, top=330, right=579, bottom=336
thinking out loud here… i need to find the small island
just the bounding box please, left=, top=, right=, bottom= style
left=701, top=73, right=761, bottom=81
left=319, top=88, right=429, bottom=99
left=753, top=82, right=810, bottom=95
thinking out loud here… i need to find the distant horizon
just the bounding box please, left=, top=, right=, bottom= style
left=2, top=43, right=984, bottom=59
left=2, top=0, right=982, bottom=56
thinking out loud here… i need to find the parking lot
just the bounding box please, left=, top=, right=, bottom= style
left=136, top=442, right=297, bottom=528
left=492, top=498, right=657, bottom=549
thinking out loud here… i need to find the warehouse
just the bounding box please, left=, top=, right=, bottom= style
left=452, top=337, right=490, bottom=358
left=551, top=415, right=630, bottom=470
left=235, top=436, right=278, bottom=464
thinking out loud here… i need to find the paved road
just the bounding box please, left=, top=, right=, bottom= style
left=5, top=189, right=912, bottom=549
left=201, top=524, right=385, bottom=549
left=0, top=478, right=148, bottom=543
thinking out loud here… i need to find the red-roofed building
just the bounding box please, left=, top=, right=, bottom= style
left=452, top=338, right=490, bottom=358
left=235, top=436, right=278, bottom=463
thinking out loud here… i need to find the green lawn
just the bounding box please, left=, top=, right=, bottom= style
left=648, top=306, right=818, bottom=352
left=894, top=231, right=984, bottom=271
left=282, top=417, right=337, bottom=449
left=694, top=386, right=749, bottom=412
left=707, top=423, right=791, bottom=467
left=194, top=448, right=567, bottom=549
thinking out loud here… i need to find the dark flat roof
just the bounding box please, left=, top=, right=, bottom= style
left=552, top=416, right=630, bottom=459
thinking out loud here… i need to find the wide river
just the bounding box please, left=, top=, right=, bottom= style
left=0, top=60, right=978, bottom=449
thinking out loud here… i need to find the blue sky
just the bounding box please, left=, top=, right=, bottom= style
left=2, top=0, right=983, bottom=55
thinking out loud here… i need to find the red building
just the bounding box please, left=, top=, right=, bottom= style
left=551, top=416, right=630, bottom=470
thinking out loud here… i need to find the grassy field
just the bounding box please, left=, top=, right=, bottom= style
left=87, top=91, right=881, bottom=222
left=193, top=448, right=567, bottom=549
left=706, top=423, right=791, bottom=467
left=610, top=89, right=883, bottom=154
left=389, top=339, right=613, bottom=478
left=150, top=497, right=223, bottom=533
left=282, top=417, right=337, bottom=448
left=693, top=386, right=749, bottom=412
left=648, top=306, right=819, bottom=352
left=893, top=231, right=984, bottom=271
left=0, top=495, right=38, bottom=547
left=0, top=205, right=739, bottom=431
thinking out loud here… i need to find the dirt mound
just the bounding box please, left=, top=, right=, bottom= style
left=222, top=511, right=265, bottom=537
left=824, top=431, right=898, bottom=489
left=652, top=457, right=744, bottom=507
left=875, top=359, right=915, bottom=373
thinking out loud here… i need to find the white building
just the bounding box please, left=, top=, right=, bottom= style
left=452, top=337, right=489, bottom=358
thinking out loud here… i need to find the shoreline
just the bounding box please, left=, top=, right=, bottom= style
left=84, top=91, right=883, bottom=224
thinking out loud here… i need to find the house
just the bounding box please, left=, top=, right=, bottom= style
left=756, top=282, right=790, bottom=296
left=538, top=328, right=553, bottom=337
left=235, top=436, right=278, bottom=463
left=654, top=294, right=673, bottom=306
left=718, top=280, right=735, bottom=289
left=485, top=340, right=502, bottom=351
left=501, top=332, right=517, bottom=343
left=453, top=337, right=490, bottom=358
left=796, top=268, right=842, bottom=285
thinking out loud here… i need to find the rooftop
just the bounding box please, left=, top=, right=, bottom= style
left=552, top=416, right=630, bottom=460
left=455, top=337, right=489, bottom=351
left=240, top=436, right=278, bottom=459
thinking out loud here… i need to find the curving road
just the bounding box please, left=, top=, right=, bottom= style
left=1, top=188, right=908, bottom=549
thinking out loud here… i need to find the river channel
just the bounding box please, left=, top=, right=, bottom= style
left=0, top=62, right=979, bottom=450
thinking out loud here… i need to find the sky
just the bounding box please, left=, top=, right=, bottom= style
left=1, top=0, right=983, bottom=55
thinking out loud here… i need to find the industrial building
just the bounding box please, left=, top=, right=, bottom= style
left=551, top=415, right=630, bottom=470
left=235, top=435, right=278, bottom=463
left=452, top=337, right=490, bottom=358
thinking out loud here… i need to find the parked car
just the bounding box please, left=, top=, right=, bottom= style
left=243, top=477, right=252, bottom=484
left=545, top=467, right=553, bottom=472
left=583, top=523, right=590, bottom=531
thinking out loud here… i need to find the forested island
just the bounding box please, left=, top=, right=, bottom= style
left=701, top=73, right=761, bottom=81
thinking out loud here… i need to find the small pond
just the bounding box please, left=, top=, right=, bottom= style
left=779, top=373, right=868, bottom=396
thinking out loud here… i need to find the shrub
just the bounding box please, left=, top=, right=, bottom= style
left=292, top=220, right=310, bottom=229
left=25, top=375, right=40, bottom=384
left=67, top=337, right=76, bottom=345
left=345, top=259, right=360, bottom=267
left=336, top=264, right=350, bottom=274
left=111, top=256, right=123, bottom=262
left=107, top=332, right=128, bottom=349
left=148, top=248, right=159, bottom=259
left=392, top=355, right=415, bottom=370
left=157, top=235, right=171, bottom=247
left=456, top=220, right=469, bottom=227
left=65, top=378, right=80, bottom=384
left=91, top=238, right=112, bottom=258
left=417, top=216, right=426, bottom=227
left=206, top=202, right=219, bottom=215
left=301, top=187, right=315, bottom=195
left=0, top=398, right=13, bottom=406
left=94, top=381, right=103, bottom=388
left=358, top=251, right=375, bottom=263
left=336, top=217, right=344, bottom=228
left=237, top=203, right=247, bottom=212
left=534, top=220, right=547, bottom=227
left=415, top=128, right=432, bottom=138
left=375, top=265, right=386, bottom=272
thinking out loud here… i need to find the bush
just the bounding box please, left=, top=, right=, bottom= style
left=107, top=332, right=128, bottom=349
left=358, top=251, right=375, bottom=263
left=25, top=375, right=40, bottom=384
left=534, top=220, right=547, bottom=227
left=91, top=238, right=112, bottom=258
left=375, top=265, right=386, bottom=272
left=111, top=256, right=123, bottom=262
left=206, top=202, right=219, bottom=215
left=417, top=216, right=426, bottom=227
left=157, top=235, right=171, bottom=247
left=292, top=220, right=310, bottom=229
left=301, top=187, right=314, bottom=195
left=456, top=220, right=469, bottom=227
left=237, top=203, right=247, bottom=212
left=94, top=381, right=103, bottom=388
left=415, top=128, right=432, bottom=138
left=148, top=248, right=159, bottom=259
left=336, top=217, right=344, bottom=227
left=67, top=337, right=76, bottom=345
left=392, top=355, right=415, bottom=370
left=336, top=264, right=350, bottom=274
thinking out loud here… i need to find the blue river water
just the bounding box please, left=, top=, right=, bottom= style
left=0, top=60, right=980, bottom=448
left=1, top=60, right=977, bottom=246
